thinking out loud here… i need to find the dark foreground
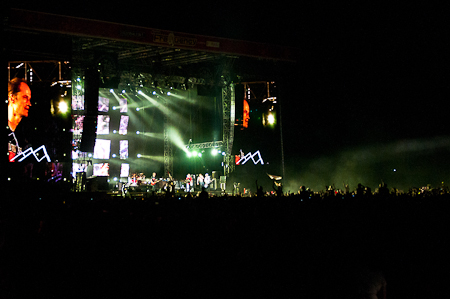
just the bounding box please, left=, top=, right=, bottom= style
left=1, top=190, right=449, bottom=298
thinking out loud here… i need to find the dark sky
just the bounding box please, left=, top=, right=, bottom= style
left=9, top=2, right=450, bottom=191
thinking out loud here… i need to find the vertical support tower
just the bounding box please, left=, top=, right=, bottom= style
left=222, top=83, right=235, bottom=175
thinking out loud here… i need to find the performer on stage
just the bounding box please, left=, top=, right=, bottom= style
left=204, top=173, right=211, bottom=190
left=130, top=173, right=138, bottom=186
left=186, top=173, right=193, bottom=192
left=150, top=172, right=159, bottom=191
left=197, top=173, right=204, bottom=189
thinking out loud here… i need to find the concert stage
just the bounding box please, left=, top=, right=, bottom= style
left=5, top=8, right=298, bottom=194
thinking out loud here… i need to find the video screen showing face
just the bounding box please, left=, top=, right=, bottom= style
left=97, top=115, right=110, bottom=135
left=98, top=96, right=109, bottom=112
left=7, top=77, right=71, bottom=182
left=93, top=139, right=111, bottom=159
left=72, top=94, right=84, bottom=111
left=72, top=115, right=84, bottom=135
left=93, top=163, right=109, bottom=176
left=120, top=140, right=128, bottom=159
left=119, top=115, right=129, bottom=135
left=120, top=163, right=130, bottom=177
left=119, top=97, right=127, bottom=113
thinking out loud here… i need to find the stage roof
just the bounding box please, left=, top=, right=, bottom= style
left=5, top=8, right=299, bottom=82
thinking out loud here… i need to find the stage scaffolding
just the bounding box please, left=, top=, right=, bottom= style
left=180, top=82, right=235, bottom=177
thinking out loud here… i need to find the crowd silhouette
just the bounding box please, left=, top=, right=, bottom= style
left=1, top=181, right=450, bottom=298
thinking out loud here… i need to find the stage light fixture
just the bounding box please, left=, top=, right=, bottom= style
left=211, top=149, right=218, bottom=156
left=192, top=150, right=198, bottom=157
left=267, top=113, right=275, bottom=125
left=187, top=152, right=192, bottom=158
left=137, top=154, right=142, bottom=158
left=136, top=131, right=140, bottom=134
left=167, top=91, right=171, bottom=96
left=122, top=90, right=126, bottom=94
left=136, top=107, right=140, bottom=111
left=58, top=100, right=69, bottom=114
left=152, top=91, right=157, bottom=95
left=110, top=89, right=114, bottom=93
left=198, top=152, right=202, bottom=157
left=112, top=153, right=117, bottom=158
left=113, top=129, right=117, bottom=134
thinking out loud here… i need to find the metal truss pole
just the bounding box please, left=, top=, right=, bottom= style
left=186, top=141, right=223, bottom=150
left=163, top=113, right=173, bottom=177
left=222, top=83, right=235, bottom=176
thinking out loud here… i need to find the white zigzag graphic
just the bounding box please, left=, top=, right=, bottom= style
left=237, top=150, right=264, bottom=165
left=11, top=145, right=51, bottom=163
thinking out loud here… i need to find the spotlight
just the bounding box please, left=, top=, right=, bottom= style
left=187, top=152, right=192, bottom=158
left=138, top=90, right=143, bottom=95
left=192, top=150, right=198, bottom=157
left=113, top=129, right=117, bottom=134
left=110, top=89, right=114, bottom=93
left=112, top=106, right=117, bottom=110
left=136, top=131, right=140, bottom=134
left=211, top=149, right=218, bottom=156
left=122, top=90, right=126, bottom=94
left=58, top=100, right=69, bottom=114
left=198, top=152, right=202, bottom=158
left=267, top=113, right=275, bottom=125
left=137, top=154, right=142, bottom=158
left=152, top=91, right=157, bottom=95
left=112, top=153, right=117, bottom=158
left=136, top=107, right=140, bottom=111
left=167, top=91, right=171, bottom=96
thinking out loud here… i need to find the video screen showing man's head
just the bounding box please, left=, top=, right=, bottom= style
left=8, top=78, right=32, bottom=162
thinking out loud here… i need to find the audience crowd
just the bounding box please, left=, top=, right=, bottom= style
left=1, top=182, right=450, bottom=298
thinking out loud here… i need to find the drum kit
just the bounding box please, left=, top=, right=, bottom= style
left=125, top=172, right=174, bottom=193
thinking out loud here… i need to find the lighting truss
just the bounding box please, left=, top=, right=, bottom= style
left=185, top=141, right=223, bottom=150
left=222, top=83, right=235, bottom=175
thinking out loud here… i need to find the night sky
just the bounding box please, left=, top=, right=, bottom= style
left=9, top=2, right=450, bottom=191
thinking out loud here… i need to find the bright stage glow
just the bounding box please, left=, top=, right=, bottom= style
left=58, top=100, right=69, bottom=114
left=267, top=113, right=275, bottom=125
left=133, top=155, right=165, bottom=162
left=166, top=126, right=190, bottom=154
left=110, top=89, right=114, bottom=93
left=211, top=148, right=218, bottom=156
left=137, top=153, right=142, bottom=158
